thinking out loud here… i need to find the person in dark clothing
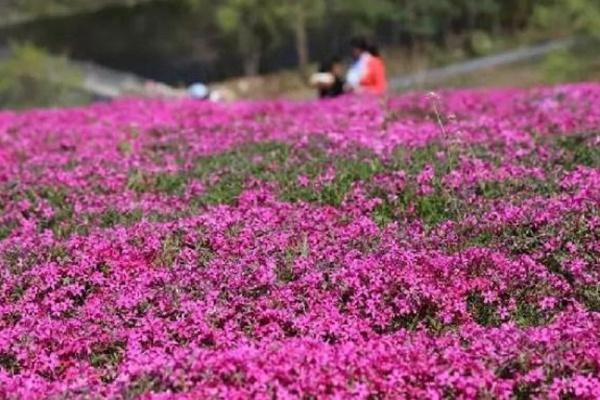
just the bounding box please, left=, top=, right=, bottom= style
left=310, top=57, right=346, bottom=99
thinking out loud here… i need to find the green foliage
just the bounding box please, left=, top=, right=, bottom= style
left=123, top=375, right=170, bottom=399
left=154, top=173, right=188, bottom=195
left=193, top=141, right=287, bottom=204
left=0, top=352, right=20, bottom=374
left=512, top=301, right=546, bottom=327
left=0, top=220, right=17, bottom=241
left=156, top=232, right=183, bottom=268
left=275, top=253, right=297, bottom=283
left=386, top=301, right=440, bottom=332
left=202, top=176, right=245, bottom=205
left=211, top=0, right=327, bottom=73
left=99, top=208, right=144, bottom=228
left=416, top=191, right=459, bottom=226
left=90, top=342, right=124, bottom=370
left=208, top=0, right=598, bottom=73
left=467, top=231, right=494, bottom=247
left=2, top=0, right=598, bottom=83
left=555, top=133, right=600, bottom=169
left=393, top=143, right=460, bottom=177
left=534, top=0, right=600, bottom=82
left=330, top=0, right=397, bottom=34
left=543, top=49, right=589, bottom=84
left=0, top=42, right=89, bottom=109
left=21, top=186, right=76, bottom=236
left=319, top=158, right=382, bottom=206
left=495, top=354, right=531, bottom=380
left=467, top=292, right=501, bottom=326
left=127, top=170, right=187, bottom=195
left=0, top=0, right=152, bottom=26
left=533, top=0, right=600, bottom=39
left=215, top=0, right=285, bottom=75
left=468, top=30, right=494, bottom=55
left=579, top=286, right=600, bottom=311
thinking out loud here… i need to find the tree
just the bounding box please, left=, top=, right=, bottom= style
left=532, top=0, right=600, bottom=83
left=0, top=0, right=154, bottom=27
left=215, top=0, right=283, bottom=76
left=533, top=0, right=600, bottom=39
left=0, top=42, right=88, bottom=108
left=276, top=0, right=325, bottom=71
left=331, top=0, right=398, bottom=35
left=498, top=0, right=535, bottom=33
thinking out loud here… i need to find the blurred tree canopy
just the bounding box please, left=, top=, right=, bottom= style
left=187, top=0, right=599, bottom=76
left=0, top=0, right=152, bottom=26
left=213, top=0, right=283, bottom=76
left=532, top=0, right=600, bottom=83
left=185, top=0, right=327, bottom=74
left=533, top=0, right=600, bottom=39
left=1, top=0, right=598, bottom=79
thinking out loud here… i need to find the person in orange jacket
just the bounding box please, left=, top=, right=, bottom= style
left=360, top=43, right=387, bottom=95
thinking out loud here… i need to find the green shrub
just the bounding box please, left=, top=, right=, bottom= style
left=0, top=42, right=90, bottom=109
left=543, top=49, right=587, bottom=84
left=467, top=292, right=501, bottom=327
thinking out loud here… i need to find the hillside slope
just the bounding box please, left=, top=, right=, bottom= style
left=1, top=84, right=599, bottom=398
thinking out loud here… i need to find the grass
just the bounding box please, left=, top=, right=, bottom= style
left=579, top=286, right=600, bottom=312
left=422, top=43, right=600, bottom=91
left=467, top=292, right=501, bottom=327
left=0, top=352, right=20, bottom=374
left=5, top=130, right=597, bottom=246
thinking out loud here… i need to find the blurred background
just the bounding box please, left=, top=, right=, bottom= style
left=0, top=0, right=598, bottom=109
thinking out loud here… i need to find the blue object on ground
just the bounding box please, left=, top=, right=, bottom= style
left=188, top=83, right=209, bottom=99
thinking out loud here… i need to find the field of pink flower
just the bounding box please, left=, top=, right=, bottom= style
left=0, top=83, right=599, bottom=399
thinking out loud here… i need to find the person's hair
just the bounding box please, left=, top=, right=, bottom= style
left=350, top=36, right=368, bottom=51
left=319, top=56, right=342, bottom=73
left=367, top=42, right=380, bottom=57
left=319, top=60, right=333, bottom=73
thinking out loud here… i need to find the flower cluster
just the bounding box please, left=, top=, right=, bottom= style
left=0, top=83, right=599, bottom=399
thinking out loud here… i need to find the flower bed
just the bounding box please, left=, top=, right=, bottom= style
left=1, top=83, right=599, bottom=399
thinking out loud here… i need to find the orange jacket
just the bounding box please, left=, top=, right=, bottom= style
left=360, top=56, right=387, bottom=95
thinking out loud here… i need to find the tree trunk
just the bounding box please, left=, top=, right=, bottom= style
left=243, top=52, right=260, bottom=76
left=239, top=25, right=261, bottom=76
left=294, top=6, right=309, bottom=72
